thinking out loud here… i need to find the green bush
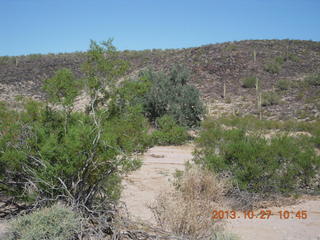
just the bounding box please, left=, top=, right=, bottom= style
left=142, top=66, right=205, bottom=127
left=8, top=204, right=81, bottom=240
left=262, top=91, right=281, bottom=106
left=103, top=105, right=151, bottom=154
left=193, top=119, right=320, bottom=194
left=276, top=79, right=290, bottom=90
left=109, top=66, right=205, bottom=127
left=274, top=56, right=285, bottom=65
left=288, top=53, right=299, bottom=62
left=0, top=101, right=146, bottom=203
left=264, top=56, right=286, bottom=74
left=151, top=115, right=189, bottom=145
left=241, top=76, right=257, bottom=88
left=305, top=73, right=320, bottom=86
left=264, top=62, right=281, bottom=74
left=43, top=68, right=80, bottom=108
left=108, top=75, right=152, bottom=116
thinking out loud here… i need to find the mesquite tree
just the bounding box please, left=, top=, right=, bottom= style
left=0, top=40, right=145, bottom=210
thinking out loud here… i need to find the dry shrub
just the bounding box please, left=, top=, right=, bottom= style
left=150, top=166, right=231, bottom=240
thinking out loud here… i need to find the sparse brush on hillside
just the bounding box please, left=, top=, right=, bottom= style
left=305, top=73, right=320, bottom=86
left=216, top=115, right=320, bottom=136
left=241, top=76, right=257, bottom=88
left=261, top=91, right=281, bottom=106
left=1, top=40, right=320, bottom=121
left=276, top=79, right=290, bottom=90
left=193, top=118, right=320, bottom=195
left=264, top=56, right=286, bottom=74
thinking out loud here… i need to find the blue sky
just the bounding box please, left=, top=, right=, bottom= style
left=1, top=0, right=320, bottom=56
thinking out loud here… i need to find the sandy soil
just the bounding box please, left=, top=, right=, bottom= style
left=121, top=145, right=320, bottom=240
left=120, top=145, right=194, bottom=223
left=0, top=221, right=9, bottom=240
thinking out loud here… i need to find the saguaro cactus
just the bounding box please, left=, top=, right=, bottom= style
left=256, top=77, right=262, bottom=120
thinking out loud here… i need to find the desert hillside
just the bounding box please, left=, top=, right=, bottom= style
left=1, top=39, right=320, bottom=120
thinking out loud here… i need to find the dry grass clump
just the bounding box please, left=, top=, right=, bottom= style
left=150, top=166, right=231, bottom=240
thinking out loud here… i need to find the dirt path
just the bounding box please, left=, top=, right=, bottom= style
left=121, top=145, right=320, bottom=240
left=121, top=145, right=194, bottom=223
left=0, top=221, right=8, bottom=240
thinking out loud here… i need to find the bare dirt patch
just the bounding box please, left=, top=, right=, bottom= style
left=0, top=221, right=9, bottom=240
left=120, top=145, right=194, bottom=224
left=226, top=198, right=320, bottom=240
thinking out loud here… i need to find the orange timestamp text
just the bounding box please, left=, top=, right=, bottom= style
left=211, top=210, right=308, bottom=220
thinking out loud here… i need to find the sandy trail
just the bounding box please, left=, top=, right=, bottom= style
left=0, top=221, right=8, bottom=240
left=121, top=145, right=320, bottom=240
left=121, top=145, right=194, bottom=223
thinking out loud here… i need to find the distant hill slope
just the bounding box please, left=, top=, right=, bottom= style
left=1, top=39, right=320, bottom=120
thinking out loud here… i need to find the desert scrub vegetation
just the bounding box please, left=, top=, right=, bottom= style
left=264, top=56, right=286, bottom=74
left=0, top=40, right=144, bottom=207
left=241, top=76, right=257, bottom=88
left=109, top=65, right=204, bottom=145
left=261, top=91, right=281, bottom=106
left=305, top=73, right=320, bottom=86
left=276, top=79, right=290, bottom=91
left=0, top=39, right=152, bottom=238
left=215, top=115, right=320, bottom=136
left=113, top=65, right=205, bottom=127
left=150, top=165, right=234, bottom=240
left=193, top=118, right=320, bottom=195
left=8, top=204, right=81, bottom=240
left=0, top=39, right=207, bottom=239
left=151, top=115, right=189, bottom=145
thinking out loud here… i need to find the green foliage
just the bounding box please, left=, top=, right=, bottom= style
left=264, top=56, right=287, bottom=74
left=82, top=39, right=129, bottom=113
left=241, top=76, right=257, bottom=88
left=305, top=73, right=320, bottom=86
left=103, top=106, right=151, bottom=153
left=0, top=102, right=142, bottom=203
left=151, top=115, right=189, bottom=145
left=216, top=115, right=320, bottom=136
left=43, top=68, right=80, bottom=108
left=142, top=66, right=205, bottom=127
left=276, top=79, right=290, bottom=90
left=0, top=40, right=146, bottom=208
left=27, top=54, right=42, bottom=60
left=264, top=62, right=281, bottom=74
left=110, top=65, right=205, bottom=127
left=288, top=53, right=299, bottom=62
left=108, top=75, right=152, bottom=116
left=0, top=56, right=13, bottom=64
left=274, top=56, right=285, bottom=65
left=312, top=129, right=320, bottom=149
left=261, top=91, right=281, bottom=106
left=194, top=119, right=320, bottom=194
left=8, top=204, right=81, bottom=240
